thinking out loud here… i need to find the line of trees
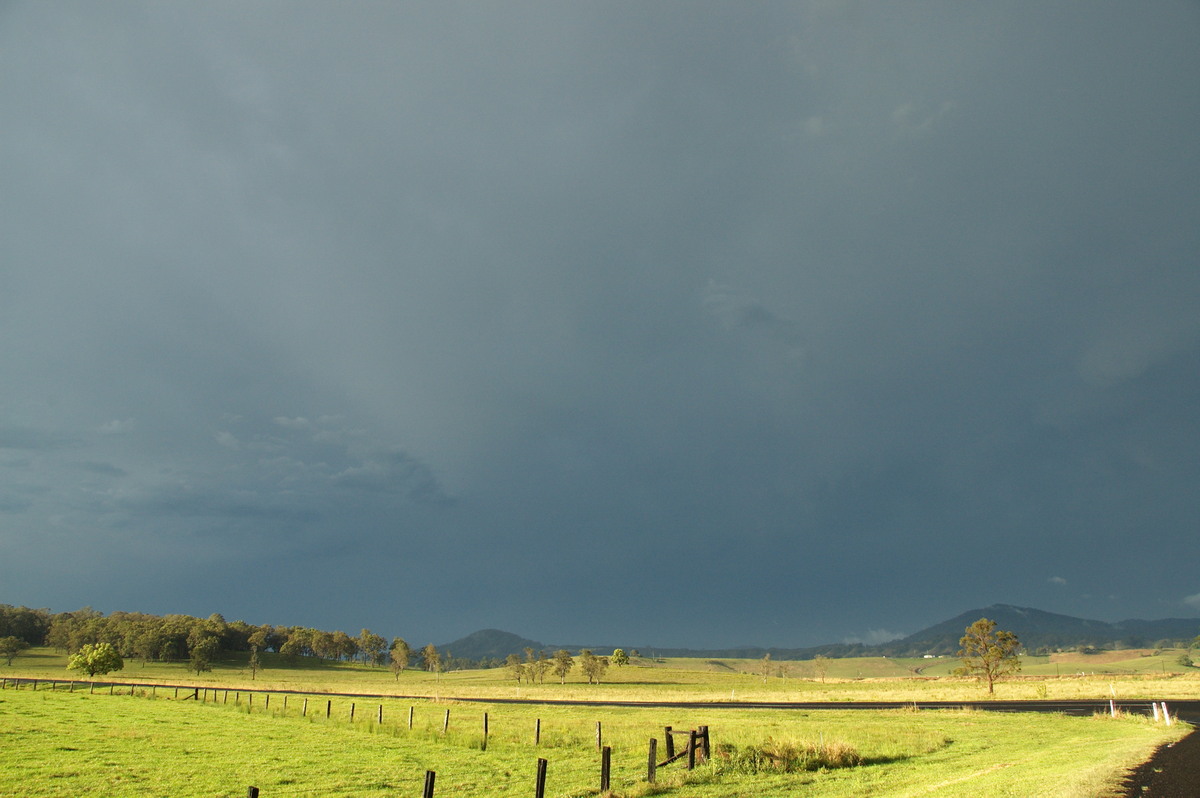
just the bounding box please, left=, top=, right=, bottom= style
left=0, top=604, right=429, bottom=675
left=5, top=604, right=670, bottom=685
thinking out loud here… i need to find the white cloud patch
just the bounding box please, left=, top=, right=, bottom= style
left=842, top=628, right=904, bottom=645
left=98, top=419, right=135, bottom=435
left=702, top=280, right=805, bottom=365
left=1184, top=593, right=1200, bottom=611
left=891, top=100, right=953, bottom=137
left=1049, top=576, right=1068, bottom=585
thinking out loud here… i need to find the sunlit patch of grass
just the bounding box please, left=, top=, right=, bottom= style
left=0, top=685, right=1190, bottom=798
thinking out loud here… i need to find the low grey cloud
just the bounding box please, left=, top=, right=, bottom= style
left=1, top=1, right=1197, bottom=647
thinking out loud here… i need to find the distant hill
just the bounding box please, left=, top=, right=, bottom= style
left=878, top=603, right=1200, bottom=656
left=438, top=605, right=1200, bottom=662
left=438, top=628, right=546, bottom=660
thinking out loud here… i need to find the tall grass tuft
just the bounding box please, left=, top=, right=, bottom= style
left=714, top=737, right=862, bottom=773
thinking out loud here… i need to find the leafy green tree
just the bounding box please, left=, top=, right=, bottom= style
left=358, top=629, right=388, bottom=667
left=421, top=644, right=441, bottom=674
left=247, top=625, right=272, bottom=653
left=187, top=623, right=222, bottom=675
left=0, top=605, right=50, bottom=646
left=506, top=653, right=526, bottom=683
left=611, top=648, right=629, bottom=667
left=530, top=650, right=551, bottom=683
left=68, top=642, right=124, bottom=678
left=188, top=634, right=221, bottom=675
left=333, top=630, right=358, bottom=662
left=954, top=618, right=1021, bottom=694
left=552, top=649, right=574, bottom=683
left=579, top=649, right=608, bottom=684
left=390, top=637, right=411, bottom=680
left=0, top=636, right=30, bottom=666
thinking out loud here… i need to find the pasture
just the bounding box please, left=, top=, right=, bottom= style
left=1, top=647, right=1194, bottom=797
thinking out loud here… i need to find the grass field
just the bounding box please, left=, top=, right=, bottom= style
left=0, top=682, right=1187, bottom=797
left=1, top=648, right=1194, bottom=797
left=8, top=647, right=1200, bottom=703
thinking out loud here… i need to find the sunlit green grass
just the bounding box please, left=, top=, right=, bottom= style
left=7, top=646, right=1200, bottom=704
left=0, top=682, right=1186, bottom=797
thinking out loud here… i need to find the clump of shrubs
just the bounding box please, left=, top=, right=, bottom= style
left=713, top=737, right=862, bottom=773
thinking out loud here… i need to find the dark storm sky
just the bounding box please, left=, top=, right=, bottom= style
left=2, top=1, right=1198, bottom=648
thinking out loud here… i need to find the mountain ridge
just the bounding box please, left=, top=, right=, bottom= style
left=439, top=604, right=1200, bottom=661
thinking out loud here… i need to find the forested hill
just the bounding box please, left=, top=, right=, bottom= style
left=5, top=602, right=1197, bottom=664
left=443, top=605, right=1200, bottom=660
left=436, top=629, right=547, bottom=660
left=877, top=603, right=1200, bottom=656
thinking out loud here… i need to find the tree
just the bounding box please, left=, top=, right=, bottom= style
left=390, top=638, right=411, bottom=680
left=812, top=654, right=829, bottom=683
left=506, top=653, right=527, bottom=683
left=552, top=649, right=574, bottom=684
left=530, top=650, right=551, bottom=683
left=759, top=652, right=772, bottom=683
left=0, top=636, right=30, bottom=666
left=358, top=629, right=388, bottom=667
left=579, top=649, right=608, bottom=684
left=421, top=644, right=441, bottom=674
left=67, top=642, right=124, bottom=678
left=248, top=645, right=263, bottom=680
left=611, top=648, right=629, bottom=667
left=954, top=618, right=1021, bottom=694
left=188, top=634, right=221, bottom=675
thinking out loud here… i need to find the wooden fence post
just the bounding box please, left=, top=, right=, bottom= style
left=482, top=712, right=489, bottom=751
left=647, top=738, right=657, bottom=783
left=664, top=727, right=674, bottom=759
left=326, top=699, right=332, bottom=719
left=535, top=758, right=548, bottom=798
left=596, top=721, right=602, bottom=750
left=423, top=770, right=436, bottom=798
left=303, top=697, right=308, bottom=716
left=283, top=695, right=288, bottom=710
left=601, top=746, right=611, bottom=792
left=535, top=718, right=541, bottom=746
left=699, top=726, right=710, bottom=762
left=687, top=730, right=697, bottom=770
left=409, top=705, right=414, bottom=729
left=350, top=702, right=355, bottom=721
left=265, top=694, right=270, bottom=711
left=247, top=787, right=259, bottom=798
left=443, top=708, right=450, bottom=733
left=378, top=704, right=383, bottom=725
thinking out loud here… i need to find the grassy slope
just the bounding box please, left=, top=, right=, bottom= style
left=7, top=646, right=1200, bottom=701
left=0, top=686, right=1186, bottom=798
left=2, top=647, right=1195, bottom=797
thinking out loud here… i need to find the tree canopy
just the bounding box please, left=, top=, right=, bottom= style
left=67, top=642, right=124, bottom=678
left=955, top=617, right=1021, bottom=693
